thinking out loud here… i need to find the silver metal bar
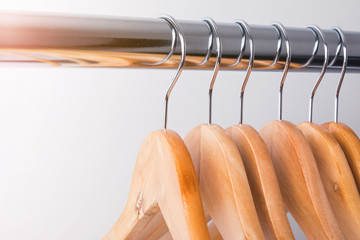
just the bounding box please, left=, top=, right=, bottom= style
left=1, top=11, right=360, bottom=71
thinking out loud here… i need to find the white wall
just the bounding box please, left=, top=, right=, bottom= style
left=0, top=0, right=359, bottom=239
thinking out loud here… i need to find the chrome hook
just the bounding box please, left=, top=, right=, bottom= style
left=272, top=22, right=291, bottom=121
left=333, top=27, right=348, bottom=123
left=296, top=28, right=320, bottom=69
left=203, top=17, right=222, bottom=124
left=159, top=15, right=186, bottom=129
left=226, top=24, right=246, bottom=67
left=329, top=29, right=343, bottom=67
left=144, top=18, right=177, bottom=66
left=269, top=26, right=282, bottom=67
left=307, top=25, right=329, bottom=123
left=235, top=20, right=255, bottom=124
left=197, top=24, right=213, bottom=66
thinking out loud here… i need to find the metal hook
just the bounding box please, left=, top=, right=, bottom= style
left=296, top=28, right=320, bottom=69
left=225, top=25, right=246, bottom=67
left=144, top=18, right=177, bottom=66
left=329, top=30, right=343, bottom=67
left=235, top=20, right=255, bottom=124
left=307, top=25, right=329, bottom=123
left=269, top=26, right=282, bottom=67
left=197, top=25, right=213, bottom=66
left=333, top=27, right=348, bottom=123
left=272, top=22, right=291, bottom=121
left=203, top=17, right=222, bottom=124
left=159, top=15, right=186, bottom=129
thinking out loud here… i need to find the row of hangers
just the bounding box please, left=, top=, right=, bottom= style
left=102, top=15, right=360, bottom=240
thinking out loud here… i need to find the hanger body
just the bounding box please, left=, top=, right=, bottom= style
left=323, top=122, right=360, bottom=192
left=184, top=123, right=265, bottom=240
left=298, top=122, right=360, bottom=239
left=103, top=130, right=210, bottom=240
left=260, top=120, right=345, bottom=240
left=226, top=124, right=294, bottom=240
left=158, top=213, right=223, bottom=240
left=207, top=221, right=223, bottom=240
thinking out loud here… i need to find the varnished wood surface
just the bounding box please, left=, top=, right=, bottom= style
left=185, top=124, right=265, bottom=240
left=260, top=120, right=345, bottom=240
left=208, top=221, right=223, bottom=240
left=323, top=122, right=360, bottom=193
left=298, top=122, right=360, bottom=239
left=103, top=130, right=210, bottom=240
left=227, top=124, right=294, bottom=240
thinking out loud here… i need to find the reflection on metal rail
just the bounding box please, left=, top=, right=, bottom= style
left=0, top=11, right=360, bottom=71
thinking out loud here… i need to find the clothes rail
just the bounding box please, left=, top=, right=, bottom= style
left=1, top=11, right=360, bottom=71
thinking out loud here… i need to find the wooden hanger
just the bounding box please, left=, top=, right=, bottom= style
left=260, top=24, right=345, bottom=240
left=103, top=130, right=210, bottom=240
left=103, top=16, right=210, bottom=240
left=225, top=20, right=294, bottom=240
left=323, top=122, right=360, bottom=192
left=297, top=27, right=360, bottom=239
left=322, top=27, right=360, bottom=193
left=260, top=120, right=344, bottom=240
left=298, top=122, right=360, bottom=238
left=185, top=18, right=264, bottom=240
left=227, top=124, right=295, bottom=240
left=185, top=123, right=264, bottom=240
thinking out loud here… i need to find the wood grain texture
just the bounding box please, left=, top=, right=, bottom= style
left=298, top=122, right=360, bottom=239
left=227, top=124, right=294, bottom=240
left=103, top=130, right=210, bottom=240
left=158, top=211, right=223, bottom=240
left=323, top=122, right=360, bottom=193
left=260, top=120, right=345, bottom=240
left=184, top=124, right=265, bottom=240
left=208, top=221, right=223, bottom=240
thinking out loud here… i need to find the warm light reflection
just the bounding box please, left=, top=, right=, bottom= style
left=0, top=48, right=302, bottom=70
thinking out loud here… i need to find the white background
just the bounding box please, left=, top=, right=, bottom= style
left=1, top=0, right=360, bottom=239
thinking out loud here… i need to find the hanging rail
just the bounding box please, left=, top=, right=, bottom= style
left=1, top=11, right=360, bottom=71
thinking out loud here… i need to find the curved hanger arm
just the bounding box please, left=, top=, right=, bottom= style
left=227, top=124, right=295, bottom=239
left=260, top=120, right=345, bottom=240
left=185, top=124, right=265, bottom=240
left=103, top=130, right=210, bottom=240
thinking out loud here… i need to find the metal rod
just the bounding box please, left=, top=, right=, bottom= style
left=1, top=11, right=360, bottom=71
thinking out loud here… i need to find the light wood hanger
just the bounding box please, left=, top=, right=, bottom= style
left=298, top=122, right=360, bottom=239
left=297, top=27, right=360, bottom=239
left=322, top=27, right=360, bottom=193
left=185, top=124, right=264, bottom=240
left=103, top=16, right=210, bottom=240
left=157, top=17, right=264, bottom=240
left=185, top=18, right=264, bottom=240
left=227, top=125, right=294, bottom=240
left=226, top=20, right=294, bottom=240
left=260, top=120, right=344, bottom=240
left=323, top=122, right=360, bottom=192
left=103, top=130, right=210, bottom=240
left=260, top=23, right=345, bottom=240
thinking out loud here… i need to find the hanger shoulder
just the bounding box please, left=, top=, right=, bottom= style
left=185, top=124, right=265, bottom=240
left=298, top=122, right=360, bottom=238
left=227, top=124, right=295, bottom=240
left=260, top=120, right=345, bottom=240
left=323, top=122, right=360, bottom=192
left=156, top=130, right=210, bottom=239
left=103, top=130, right=210, bottom=240
left=103, top=130, right=160, bottom=240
